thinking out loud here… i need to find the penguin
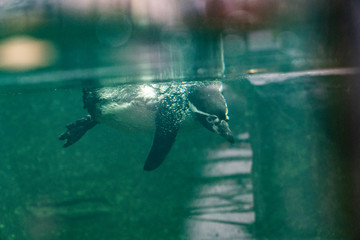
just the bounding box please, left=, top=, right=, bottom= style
left=59, top=81, right=234, bottom=171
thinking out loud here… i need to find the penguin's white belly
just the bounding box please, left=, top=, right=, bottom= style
left=97, top=101, right=157, bottom=131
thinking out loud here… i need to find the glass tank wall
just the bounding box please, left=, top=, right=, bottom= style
left=0, top=0, right=359, bottom=239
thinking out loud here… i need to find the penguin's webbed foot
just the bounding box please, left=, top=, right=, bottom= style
left=59, top=115, right=97, bottom=147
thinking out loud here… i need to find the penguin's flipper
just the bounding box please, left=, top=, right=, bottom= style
left=143, top=105, right=180, bottom=171
left=59, top=115, right=97, bottom=147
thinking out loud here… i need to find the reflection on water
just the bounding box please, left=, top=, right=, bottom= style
left=23, top=197, right=111, bottom=240
left=26, top=197, right=111, bottom=219
left=185, top=140, right=254, bottom=239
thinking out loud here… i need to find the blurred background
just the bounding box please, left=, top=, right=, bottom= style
left=0, top=0, right=351, bottom=81
left=1, top=0, right=360, bottom=240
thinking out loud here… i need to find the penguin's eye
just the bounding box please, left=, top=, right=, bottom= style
left=206, top=115, right=219, bottom=124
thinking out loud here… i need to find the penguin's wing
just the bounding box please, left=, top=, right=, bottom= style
left=83, top=88, right=101, bottom=117
left=143, top=101, right=181, bottom=171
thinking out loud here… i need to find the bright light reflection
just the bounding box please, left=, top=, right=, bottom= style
left=140, top=85, right=156, bottom=99
left=0, top=36, right=58, bottom=71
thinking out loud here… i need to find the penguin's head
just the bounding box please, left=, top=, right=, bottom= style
left=188, top=84, right=235, bottom=143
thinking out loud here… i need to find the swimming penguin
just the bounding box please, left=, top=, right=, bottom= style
left=59, top=82, right=234, bottom=171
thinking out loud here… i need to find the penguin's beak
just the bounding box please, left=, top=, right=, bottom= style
left=216, top=120, right=235, bottom=144
left=198, top=114, right=235, bottom=143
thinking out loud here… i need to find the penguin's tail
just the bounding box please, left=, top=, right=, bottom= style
left=59, top=115, right=97, bottom=147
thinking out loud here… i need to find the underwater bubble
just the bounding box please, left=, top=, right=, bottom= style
left=96, top=13, right=132, bottom=48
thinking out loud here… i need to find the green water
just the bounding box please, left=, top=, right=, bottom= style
left=1, top=71, right=358, bottom=240
left=0, top=78, right=252, bottom=240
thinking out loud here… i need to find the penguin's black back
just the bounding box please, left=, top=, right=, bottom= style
left=188, top=84, right=228, bottom=120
